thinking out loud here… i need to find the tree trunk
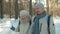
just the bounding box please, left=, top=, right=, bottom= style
left=9, top=0, right=11, bottom=18
left=0, top=0, right=3, bottom=19
left=29, top=0, right=32, bottom=16
left=57, top=0, right=58, bottom=7
left=15, top=0, right=18, bottom=19
left=46, top=0, right=49, bottom=13
left=20, top=0, right=24, bottom=9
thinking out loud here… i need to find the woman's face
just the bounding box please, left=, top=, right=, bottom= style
left=20, top=15, right=29, bottom=22
left=21, top=15, right=27, bottom=20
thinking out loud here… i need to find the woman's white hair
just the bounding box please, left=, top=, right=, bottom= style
left=20, top=10, right=30, bottom=17
left=19, top=10, right=31, bottom=22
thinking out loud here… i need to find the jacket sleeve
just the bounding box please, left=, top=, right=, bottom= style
left=15, top=24, right=20, bottom=32
left=15, top=19, right=20, bottom=32
left=50, top=16, right=56, bottom=34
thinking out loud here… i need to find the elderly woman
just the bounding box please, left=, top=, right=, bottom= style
left=15, top=10, right=31, bottom=34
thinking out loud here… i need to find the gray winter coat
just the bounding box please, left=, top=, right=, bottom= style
left=15, top=18, right=31, bottom=34
left=28, top=14, right=55, bottom=34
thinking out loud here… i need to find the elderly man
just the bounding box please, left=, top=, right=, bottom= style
left=28, top=3, right=55, bottom=34
left=15, top=10, right=31, bottom=34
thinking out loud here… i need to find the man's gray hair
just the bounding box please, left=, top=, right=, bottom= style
left=36, top=3, right=44, bottom=9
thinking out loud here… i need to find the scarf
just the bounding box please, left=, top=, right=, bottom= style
left=32, top=11, right=46, bottom=34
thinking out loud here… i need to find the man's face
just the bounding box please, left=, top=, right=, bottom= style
left=35, top=7, right=44, bottom=15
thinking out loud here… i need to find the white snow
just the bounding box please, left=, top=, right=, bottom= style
left=0, top=18, right=19, bottom=34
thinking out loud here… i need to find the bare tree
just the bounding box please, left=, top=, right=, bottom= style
left=46, top=0, right=49, bottom=12
left=29, top=0, right=32, bottom=16
left=14, top=0, right=18, bottom=19
left=0, top=0, right=3, bottom=19
left=56, top=0, right=58, bottom=7
left=20, top=0, right=24, bottom=9
left=9, top=0, right=11, bottom=18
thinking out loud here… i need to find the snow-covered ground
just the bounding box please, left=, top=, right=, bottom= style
left=0, top=18, right=19, bottom=34
left=0, top=17, right=60, bottom=34
left=53, top=17, right=60, bottom=34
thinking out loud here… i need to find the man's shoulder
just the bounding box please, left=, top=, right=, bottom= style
left=46, top=14, right=52, bottom=17
left=46, top=14, right=53, bottom=20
